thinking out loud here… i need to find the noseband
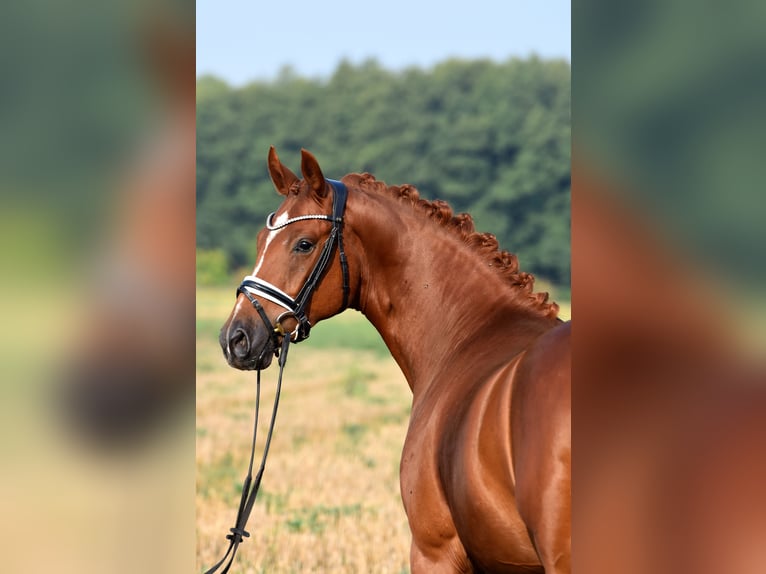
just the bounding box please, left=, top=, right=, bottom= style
left=236, top=179, right=349, bottom=346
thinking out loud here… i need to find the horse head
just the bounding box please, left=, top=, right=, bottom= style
left=220, top=147, right=357, bottom=370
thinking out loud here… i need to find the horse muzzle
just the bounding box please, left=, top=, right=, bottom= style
left=220, top=320, right=276, bottom=370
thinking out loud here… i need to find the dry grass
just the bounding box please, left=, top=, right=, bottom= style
left=196, top=288, right=412, bottom=573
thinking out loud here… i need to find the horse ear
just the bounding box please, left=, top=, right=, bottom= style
left=267, top=146, right=299, bottom=196
left=300, top=149, right=328, bottom=199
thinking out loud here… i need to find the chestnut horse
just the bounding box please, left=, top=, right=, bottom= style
left=220, top=148, right=571, bottom=573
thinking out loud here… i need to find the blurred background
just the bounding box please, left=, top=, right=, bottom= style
left=0, top=0, right=195, bottom=572
left=196, top=0, right=570, bottom=571
left=574, top=1, right=766, bottom=573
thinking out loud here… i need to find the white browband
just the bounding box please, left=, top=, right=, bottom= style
left=266, top=212, right=335, bottom=231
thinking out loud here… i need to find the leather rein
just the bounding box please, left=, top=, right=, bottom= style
left=205, top=180, right=349, bottom=574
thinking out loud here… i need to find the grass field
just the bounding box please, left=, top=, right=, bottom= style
left=196, top=286, right=571, bottom=573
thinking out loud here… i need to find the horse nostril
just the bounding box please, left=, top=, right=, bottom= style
left=230, top=328, right=251, bottom=359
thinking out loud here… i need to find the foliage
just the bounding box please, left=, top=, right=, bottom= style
left=197, top=56, right=570, bottom=286
left=196, top=248, right=230, bottom=286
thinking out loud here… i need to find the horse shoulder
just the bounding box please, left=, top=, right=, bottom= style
left=510, top=321, right=571, bottom=572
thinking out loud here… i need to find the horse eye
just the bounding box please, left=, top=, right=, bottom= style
left=294, top=239, right=315, bottom=253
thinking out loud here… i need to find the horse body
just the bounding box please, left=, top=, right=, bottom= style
left=392, top=318, right=569, bottom=574
left=220, top=148, right=571, bottom=573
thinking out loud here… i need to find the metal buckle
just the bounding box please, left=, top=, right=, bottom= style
left=274, top=311, right=304, bottom=342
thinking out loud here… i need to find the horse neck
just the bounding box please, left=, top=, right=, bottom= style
left=347, top=190, right=556, bottom=395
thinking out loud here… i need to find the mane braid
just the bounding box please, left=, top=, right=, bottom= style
left=349, top=173, right=559, bottom=318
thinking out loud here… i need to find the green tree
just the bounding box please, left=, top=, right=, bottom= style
left=196, top=57, right=571, bottom=287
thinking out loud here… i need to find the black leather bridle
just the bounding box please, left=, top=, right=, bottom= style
left=205, top=179, right=350, bottom=574
left=236, top=179, right=349, bottom=345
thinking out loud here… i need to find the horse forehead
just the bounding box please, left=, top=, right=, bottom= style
left=270, top=210, right=290, bottom=228
left=252, top=210, right=290, bottom=275
left=257, top=210, right=290, bottom=245
left=270, top=196, right=318, bottom=223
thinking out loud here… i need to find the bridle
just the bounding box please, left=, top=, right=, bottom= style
left=237, top=178, right=349, bottom=345
left=205, top=179, right=349, bottom=574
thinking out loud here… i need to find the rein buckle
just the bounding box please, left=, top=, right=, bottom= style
left=275, top=311, right=306, bottom=342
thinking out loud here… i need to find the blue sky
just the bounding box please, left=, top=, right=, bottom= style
left=197, top=0, right=570, bottom=85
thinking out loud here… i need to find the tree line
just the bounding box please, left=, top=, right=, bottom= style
left=197, top=56, right=570, bottom=288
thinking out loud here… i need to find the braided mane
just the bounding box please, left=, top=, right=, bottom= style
left=345, top=173, right=559, bottom=319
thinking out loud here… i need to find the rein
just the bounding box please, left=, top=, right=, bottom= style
left=205, top=179, right=349, bottom=574
left=203, top=335, right=290, bottom=574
